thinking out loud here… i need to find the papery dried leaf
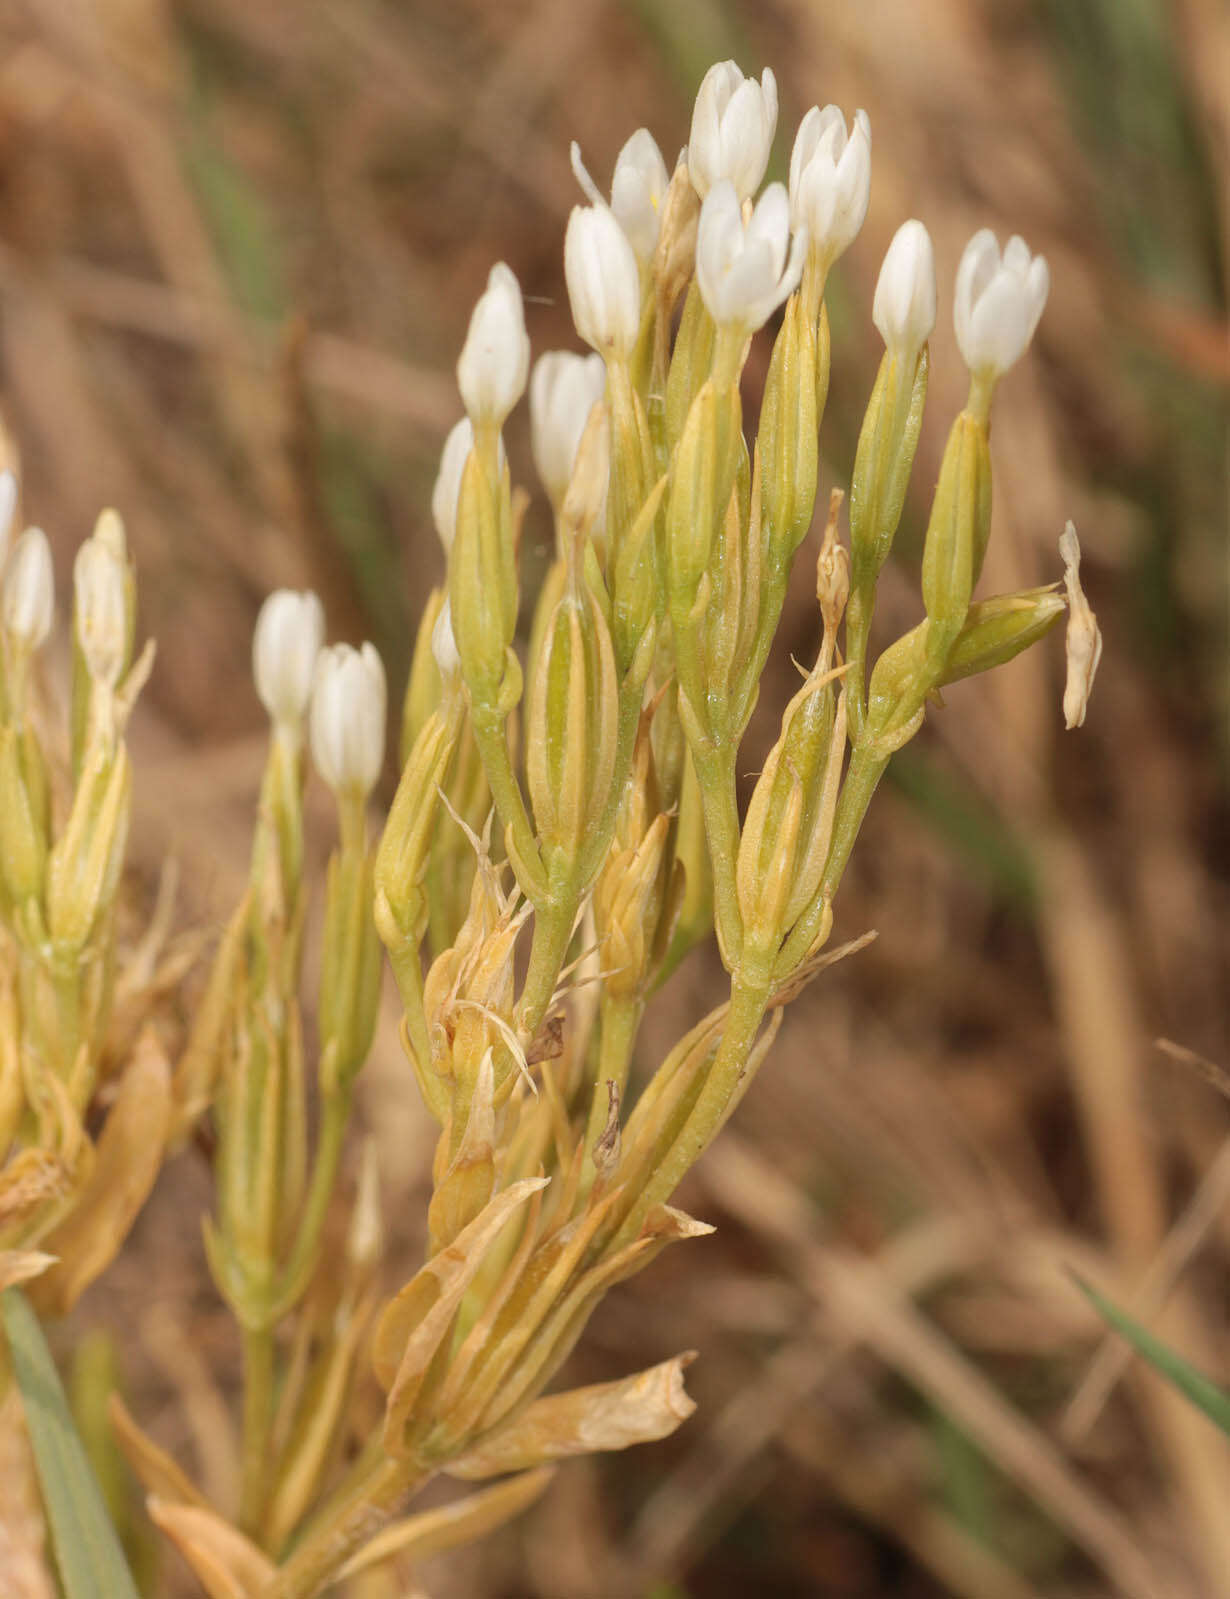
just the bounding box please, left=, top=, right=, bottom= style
left=0, top=1150, right=73, bottom=1235
left=146, top=1500, right=274, bottom=1599
left=107, top=1395, right=209, bottom=1511
left=427, top=1049, right=495, bottom=1250
left=0, top=1251, right=56, bottom=1291
left=374, top=1178, right=549, bottom=1452
left=339, top=1466, right=555, bottom=1579
left=450, top=1354, right=697, bottom=1478
left=1060, top=521, right=1101, bottom=730
left=33, top=1029, right=171, bottom=1314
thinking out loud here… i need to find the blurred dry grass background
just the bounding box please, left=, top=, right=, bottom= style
left=1, top=0, right=1227, bottom=1595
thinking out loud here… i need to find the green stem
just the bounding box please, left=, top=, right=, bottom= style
left=692, top=743, right=743, bottom=970
left=774, top=741, right=889, bottom=980
left=470, top=707, right=544, bottom=901
left=268, top=1455, right=427, bottom=1599
left=515, top=886, right=577, bottom=1040
left=270, top=1090, right=351, bottom=1318
left=239, top=1323, right=275, bottom=1537
left=583, top=992, right=643, bottom=1180
left=611, top=972, right=770, bottom=1249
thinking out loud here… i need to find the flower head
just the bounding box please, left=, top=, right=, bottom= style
left=872, top=219, right=937, bottom=359
left=610, top=129, right=671, bottom=268
left=2, top=526, right=53, bottom=651
left=253, top=588, right=324, bottom=732
left=688, top=62, right=778, bottom=202
left=954, top=229, right=1049, bottom=382
left=311, top=642, right=387, bottom=799
left=530, top=350, right=607, bottom=510
left=565, top=204, right=642, bottom=359
left=0, top=469, right=16, bottom=569
left=457, top=263, right=531, bottom=428
left=789, top=106, right=871, bottom=267
left=73, top=512, right=131, bottom=688
left=695, top=180, right=805, bottom=335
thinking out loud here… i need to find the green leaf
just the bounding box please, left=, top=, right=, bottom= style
left=1, top=1288, right=141, bottom=1598
left=1073, top=1274, right=1230, bottom=1436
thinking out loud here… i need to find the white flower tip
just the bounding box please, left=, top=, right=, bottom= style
left=2, top=526, right=54, bottom=652
left=457, top=261, right=531, bottom=428
left=1060, top=521, right=1101, bottom=730
left=695, top=179, right=802, bottom=335
left=570, top=140, right=604, bottom=207
left=564, top=204, right=642, bottom=358
left=688, top=60, right=779, bottom=202
left=954, top=227, right=1049, bottom=382
left=872, top=219, right=937, bottom=357
left=73, top=534, right=129, bottom=688
left=254, top=587, right=324, bottom=731
left=311, top=641, right=387, bottom=797
left=530, top=349, right=607, bottom=509
left=431, top=596, right=461, bottom=682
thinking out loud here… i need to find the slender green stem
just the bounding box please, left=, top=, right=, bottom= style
left=515, top=886, right=577, bottom=1040
left=270, top=1090, right=350, bottom=1318
left=267, top=1455, right=427, bottom=1599
left=470, top=707, right=544, bottom=901
left=692, top=743, right=743, bottom=970
left=239, top=1323, right=275, bottom=1537
left=611, top=972, right=770, bottom=1249
left=583, top=992, right=643, bottom=1176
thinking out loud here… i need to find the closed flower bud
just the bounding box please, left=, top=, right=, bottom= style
left=0, top=469, right=16, bottom=568
left=457, top=262, right=530, bottom=428
left=695, top=180, right=805, bottom=335
left=431, top=595, right=461, bottom=683
left=311, top=642, right=387, bottom=798
left=789, top=106, right=871, bottom=267
left=611, top=129, right=671, bottom=268
left=954, top=229, right=1049, bottom=383
left=530, top=350, right=607, bottom=510
left=3, top=527, right=53, bottom=652
left=253, top=588, right=324, bottom=731
left=565, top=203, right=642, bottom=359
left=688, top=61, right=778, bottom=202
left=74, top=514, right=133, bottom=688
left=432, top=419, right=474, bottom=552
left=872, top=220, right=936, bottom=359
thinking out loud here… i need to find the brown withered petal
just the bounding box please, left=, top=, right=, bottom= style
left=32, top=1029, right=171, bottom=1315
left=339, top=1466, right=556, bottom=1579
left=0, top=1251, right=55, bottom=1291
left=449, top=1354, right=698, bottom=1479
left=146, top=1500, right=275, bottom=1599
left=108, top=1394, right=210, bottom=1511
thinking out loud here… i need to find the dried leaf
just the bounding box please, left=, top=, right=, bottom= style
left=33, top=1029, right=171, bottom=1314
left=146, top=1500, right=275, bottom=1599
left=0, top=1251, right=56, bottom=1291
left=450, top=1354, right=697, bottom=1478
left=339, top=1466, right=555, bottom=1579
left=1059, top=522, right=1101, bottom=730
left=374, top=1178, right=549, bottom=1451
left=107, top=1395, right=209, bottom=1511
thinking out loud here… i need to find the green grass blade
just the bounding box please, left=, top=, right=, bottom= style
left=1, top=1287, right=141, bottom=1599
left=1073, top=1274, right=1230, bottom=1436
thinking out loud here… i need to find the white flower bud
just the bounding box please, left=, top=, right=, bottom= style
left=432, top=418, right=474, bottom=553
left=431, top=596, right=461, bottom=682
left=530, top=350, right=607, bottom=509
left=457, top=262, right=530, bottom=428
left=789, top=106, right=871, bottom=266
left=73, top=535, right=128, bottom=687
left=253, top=588, right=324, bottom=731
left=954, top=229, right=1049, bottom=382
left=3, top=527, right=53, bottom=651
left=688, top=61, right=778, bottom=202
left=872, top=219, right=937, bottom=358
left=0, top=470, right=17, bottom=569
left=610, top=129, right=671, bottom=268
left=564, top=203, right=642, bottom=359
left=311, top=642, right=387, bottom=798
left=695, top=179, right=805, bottom=335
left=431, top=419, right=506, bottom=554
